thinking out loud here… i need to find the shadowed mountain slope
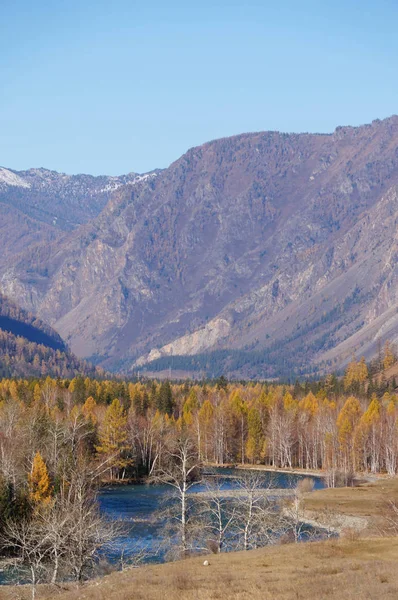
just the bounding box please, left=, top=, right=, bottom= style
left=0, top=294, right=98, bottom=378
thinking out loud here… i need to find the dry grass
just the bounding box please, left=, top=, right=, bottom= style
left=1, top=537, right=398, bottom=600
left=303, top=476, right=398, bottom=532
left=3, top=478, right=398, bottom=600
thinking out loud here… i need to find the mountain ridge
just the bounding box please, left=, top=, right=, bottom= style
left=0, top=165, right=159, bottom=269
left=2, top=116, right=398, bottom=378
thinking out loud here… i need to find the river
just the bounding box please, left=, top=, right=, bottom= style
left=98, top=469, right=325, bottom=565
left=0, top=469, right=324, bottom=583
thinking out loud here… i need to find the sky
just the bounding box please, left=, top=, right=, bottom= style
left=1, top=0, right=398, bottom=175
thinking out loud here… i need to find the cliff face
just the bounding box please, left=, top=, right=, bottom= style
left=3, top=117, right=398, bottom=377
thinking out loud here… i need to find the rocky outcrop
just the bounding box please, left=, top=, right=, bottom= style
left=135, top=318, right=231, bottom=366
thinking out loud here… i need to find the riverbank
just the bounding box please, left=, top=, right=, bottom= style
left=302, top=476, right=398, bottom=535
left=193, top=487, right=295, bottom=499
left=231, top=464, right=326, bottom=479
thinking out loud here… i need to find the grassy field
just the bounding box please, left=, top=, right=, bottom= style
left=3, top=537, right=398, bottom=600
left=303, top=476, right=398, bottom=532
left=2, top=478, right=398, bottom=600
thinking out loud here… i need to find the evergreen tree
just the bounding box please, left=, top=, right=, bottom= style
left=157, top=381, right=174, bottom=416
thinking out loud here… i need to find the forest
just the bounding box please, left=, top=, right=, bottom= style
left=0, top=342, right=397, bottom=589
left=0, top=293, right=101, bottom=379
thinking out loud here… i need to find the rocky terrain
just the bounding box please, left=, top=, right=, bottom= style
left=0, top=166, right=157, bottom=267
left=2, top=117, right=398, bottom=378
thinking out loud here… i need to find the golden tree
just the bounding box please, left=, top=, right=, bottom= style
left=28, top=451, right=52, bottom=505
left=344, top=357, right=368, bottom=391
left=246, top=407, right=264, bottom=464
left=230, top=391, right=248, bottom=463
left=383, top=340, right=396, bottom=371
left=82, top=396, right=97, bottom=424
left=356, top=395, right=381, bottom=472
left=96, top=399, right=130, bottom=479
left=337, top=396, right=362, bottom=477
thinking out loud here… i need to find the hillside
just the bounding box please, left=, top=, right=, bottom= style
left=0, top=294, right=98, bottom=378
left=2, top=117, right=398, bottom=377
left=5, top=539, right=396, bottom=600
left=0, top=166, right=158, bottom=268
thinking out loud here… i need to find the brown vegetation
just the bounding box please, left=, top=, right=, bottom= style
left=304, top=476, right=398, bottom=532
left=2, top=536, right=398, bottom=600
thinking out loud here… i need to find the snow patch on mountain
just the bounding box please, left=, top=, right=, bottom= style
left=98, top=172, right=158, bottom=194
left=0, top=168, right=30, bottom=189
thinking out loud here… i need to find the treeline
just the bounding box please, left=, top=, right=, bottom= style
left=0, top=329, right=101, bottom=378
left=136, top=288, right=370, bottom=380
left=0, top=353, right=397, bottom=497
left=137, top=346, right=309, bottom=380
left=0, top=293, right=104, bottom=379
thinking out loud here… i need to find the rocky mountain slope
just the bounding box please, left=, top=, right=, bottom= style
left=0, top=166, right=157, bottom=268
left=2, top=117, right=398, bottom=378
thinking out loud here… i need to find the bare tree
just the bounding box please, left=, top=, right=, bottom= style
left=151, top=433, right=202, bottom=558
left=284, top=478, right=314, bottom=543
left=1, top=517, right=50, bottom=600
left=231, top=472, right=282, bottom=551
left=1, top=462, right=119, bottom=596
left=61, top=465, right=119, bottom=583
left=197, top=475, right=236, bottom=553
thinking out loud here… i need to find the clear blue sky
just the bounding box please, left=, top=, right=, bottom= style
left=1, top=0, right=397, bottom=175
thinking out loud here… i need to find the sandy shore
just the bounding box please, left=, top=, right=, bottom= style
left=209, top=463, right=326, bottom=479
left=192, top=488, right=295, bottom=499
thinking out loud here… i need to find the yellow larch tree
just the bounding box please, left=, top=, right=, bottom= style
left=337, top=396, right=362, bottom=476
left=96, top=399, right=130, bottom=480
left=383, top=340, right=396, bottom=371
left=29, top=451, right=52, bottom=505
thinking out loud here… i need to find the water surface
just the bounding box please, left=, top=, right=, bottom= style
left=98, top=468, right=325, bottom=564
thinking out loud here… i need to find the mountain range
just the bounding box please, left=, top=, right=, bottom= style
left=0, top=166, right=158, bottom=268
left=2, top=116, right=398, bottom=378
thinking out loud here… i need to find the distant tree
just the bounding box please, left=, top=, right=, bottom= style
left=246, top=407, right=264, bottom=464
left=337, top=396, right=361, bottom=480
left=344, top=357, right=368, bottom=393
left=383, top=340, right=396, bottom=371
left=216, top=375, right=228, bottom=391
left=231, top=392, right=248, bottom=464
left=157, top=381, right=174, bottom=416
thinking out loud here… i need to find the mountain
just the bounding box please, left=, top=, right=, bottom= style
left=0, top=293, right=99, bottom=378
left=0, top=166, right=158, bottom=268
left=2, top=117, right=398, bottom=378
